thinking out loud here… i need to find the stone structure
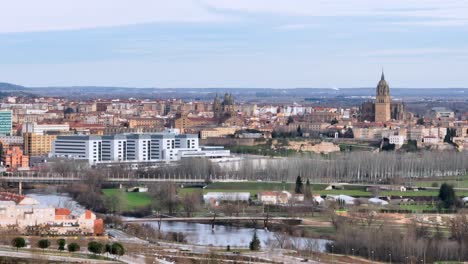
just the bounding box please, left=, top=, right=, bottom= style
left=360, top=71, right=405, bottom=122
left=375, top=71, right=391, bottom=122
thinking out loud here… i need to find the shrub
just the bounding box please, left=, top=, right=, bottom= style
left=57, top=238, right=66, bottom=251
left=67, top=243, right=80, bottom=252
left=38, top=239, right=51, bottom=252
left=11, top=237, right=26, bottom=251
left=88, top=241, right=104, bottom=254
left=111, top=243, right=125, bottom=257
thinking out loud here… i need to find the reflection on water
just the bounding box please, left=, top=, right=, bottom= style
left=145, top=221, right=329, bottom=251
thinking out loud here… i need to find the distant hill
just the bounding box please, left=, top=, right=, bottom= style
left=0, top=82, right=28, bottom=91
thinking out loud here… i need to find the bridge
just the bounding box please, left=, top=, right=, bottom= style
left=0, top=173, right=246, bottom=184
left=0, top=172, right=247, bottom=194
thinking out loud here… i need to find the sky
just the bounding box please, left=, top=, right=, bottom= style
left=0, top=0, right=468, bottom=88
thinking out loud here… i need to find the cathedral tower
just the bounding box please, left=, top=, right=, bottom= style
left=375, top=71, right=391, bottom=122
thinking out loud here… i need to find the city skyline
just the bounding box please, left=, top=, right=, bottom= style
left=1, top=1, right=468, bottom=88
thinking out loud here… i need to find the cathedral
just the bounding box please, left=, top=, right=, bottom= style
left=213, top=93, right=236, bottom=118
left=359, top=71, right=405, bottom=122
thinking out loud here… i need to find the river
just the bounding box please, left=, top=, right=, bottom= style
left=25, top=191, right=329, bottom=252
left=145, top=221, right=329, bottom=251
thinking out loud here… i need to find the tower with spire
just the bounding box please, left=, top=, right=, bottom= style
left=375, top=70, right=391, bottom=122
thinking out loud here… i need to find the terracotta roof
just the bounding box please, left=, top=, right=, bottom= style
left=0, top=192, right=25, bottom=204
left=55, top=208, right=71, bottom=216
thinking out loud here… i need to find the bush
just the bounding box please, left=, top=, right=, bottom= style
left=88, top=241, right=104, bottom=254
left=432, top=182, right=439, bottom=188
left=67, top=243, right=80, bottom=252
left=38, top=239, right=51, bottom=251
left=111, top=243, right=125, bottom=257
left=11, top=237, right=26, bottom=251
left=57, top=238, right=66, bottom=251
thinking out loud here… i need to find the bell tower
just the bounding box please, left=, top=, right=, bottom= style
left=375, top=70, right=391, bottom=122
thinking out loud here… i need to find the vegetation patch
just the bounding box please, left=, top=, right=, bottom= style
left=102, top=188, right=152, bottom=210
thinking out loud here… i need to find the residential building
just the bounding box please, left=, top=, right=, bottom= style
left=1, top=146, right=29, bottom=171
left=22, top=122, right=70, bottom=135
left=23, top=133, right=58, bottom=156
left=0, top=110, right=12, bottom=135
left=127, top=117, right=164, bottom=129
left=0, top=192, right=103, bottom=235
left=203, top=192, right=250, bottom=204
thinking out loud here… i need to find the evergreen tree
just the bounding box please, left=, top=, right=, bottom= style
left=249, top=232, right=261, bottom=251
left=38, top=239, right=51, bottom=252
left=57, top=239, right=66, bottom=251
left=111, top=243, right=125, bottom=258
left=295, top=175, right=304, bottom=194
left=304, top=179, right=313, bottom=200
left=438, top=183, right=457, bottom=209
left=67, top=243, right=80, bottom=252
left=88, top=241, right=104, bottom=255
left=11, top=237, right=26, bottom=251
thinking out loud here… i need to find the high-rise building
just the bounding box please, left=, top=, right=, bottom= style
left=0, top=110, right=12, bottom=136
left=375, top=71, right=391, bottom=122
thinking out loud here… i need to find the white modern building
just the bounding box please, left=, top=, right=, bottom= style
left=203, top=192, right=250, bottom=204
left=52, top=130, right=230, bottom=164
left=388, top=135, right=406, bottom=146
left=22, top=122, right=70, bottom=135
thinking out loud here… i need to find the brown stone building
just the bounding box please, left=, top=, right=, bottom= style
left=1, top=146, right=29, bottom=171
left=360, top=72, right=405, bottom=122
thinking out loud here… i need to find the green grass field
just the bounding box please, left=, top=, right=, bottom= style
left=181, top=181, right=468, bottom=198
left=102, top=188, right=152, bottom=210
left=413, top=176, right=468, bottom=188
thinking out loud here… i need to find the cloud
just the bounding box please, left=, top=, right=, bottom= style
left=358, top=48, right=468, bottom=57
left=0, top=0, right=228, bottom=33
left=389, top=19, right=468, bottom=27
left=2, top=0, right=468, bottom=33
left=203, top=0, right=468, bottom=20
left=275, top=24, right=318, bottom=30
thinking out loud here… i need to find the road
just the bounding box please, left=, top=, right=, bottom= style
left=0, top=247, right=119, bottom=263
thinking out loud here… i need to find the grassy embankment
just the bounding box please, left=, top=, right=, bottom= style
left=412, top=175, right=468, bottom=188
left=102, top=188, right=152, bottom=210
left=181, top=181, right=468, bottom=197
left=103, top=180, right=468, bottom=211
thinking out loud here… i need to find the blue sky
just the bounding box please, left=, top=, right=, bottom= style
left=0, top=0, right=468, bottom=88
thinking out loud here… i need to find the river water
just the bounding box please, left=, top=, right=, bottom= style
left=25, top=191, right=329, bottom=251
left=146, top=221, right=329, bottom=251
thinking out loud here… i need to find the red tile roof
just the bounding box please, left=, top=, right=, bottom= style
left=0, top=192, right=25, bottom=204
left=55, top=208, right=71, bottom=216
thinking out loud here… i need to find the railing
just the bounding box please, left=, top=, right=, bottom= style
left=0, top=172, right=248, bottom=183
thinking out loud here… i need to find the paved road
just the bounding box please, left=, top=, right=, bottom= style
left=0, top=247, right=119, bottom=263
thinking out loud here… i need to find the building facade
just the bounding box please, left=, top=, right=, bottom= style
left=1, top=146, right=29, bottom=171
left=52, top=129, right=229, bottom=164
left=0, top=110, right=12, bottom=136
left=0, top=192, right=103, bottom=235
left=375, top=72, right=391, bottom=122
left=23, top=133, right=58, bottom=156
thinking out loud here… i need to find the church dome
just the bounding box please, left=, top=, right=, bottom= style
left=376, top=71, right=390, bottom=96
